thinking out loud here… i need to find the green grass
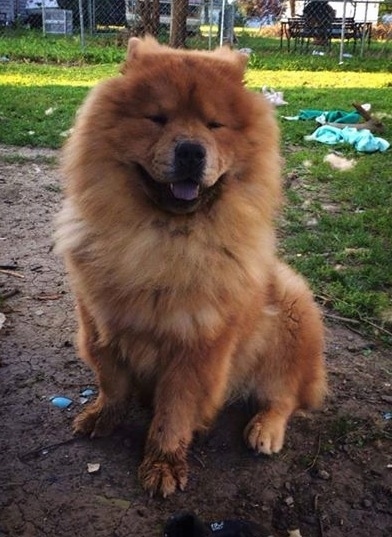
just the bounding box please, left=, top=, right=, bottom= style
left=281, top=149, right=392, bottom=322
left=0, top=30, right=391, bottom=340
left=0, top=63, right=116, bottom=147
left=0, top=29, right=126, bottom=64
left=1, top=27, right=392, bottom=69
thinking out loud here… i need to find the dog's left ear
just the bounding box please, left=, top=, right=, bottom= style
left=121, top=36, right=162, bottom=73
left=126, top=36, right=142, bottom=60
left=120, top=37, right=138, bottom=74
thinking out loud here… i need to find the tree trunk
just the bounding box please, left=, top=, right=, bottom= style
left=136, top=0, right=160, bottom=36
left=170, top=0, right=188, bottom=48
left=151, top=0, right=160, bottom=35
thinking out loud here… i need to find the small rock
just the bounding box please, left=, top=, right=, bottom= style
left=305, top=217, right=319, bottom=227
left=362, top=499, right=372, bottom=508
left=318, top=469, right=331, bottom=480
left=288, top=530, right=303, bottom=537
left=284, top=496, right=295, bottom=507
left=87, top=463, right=101, bottom=474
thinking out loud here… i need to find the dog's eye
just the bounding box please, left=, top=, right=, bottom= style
left=147, top=115, right=168, bottom=126
left=207, top=121, right=224, bottom=130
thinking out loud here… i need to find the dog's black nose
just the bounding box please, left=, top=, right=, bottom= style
left=174, top=142, right=206, bottom=181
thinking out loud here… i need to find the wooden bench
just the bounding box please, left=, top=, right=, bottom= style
left=280, top=17, right=371, bottom=52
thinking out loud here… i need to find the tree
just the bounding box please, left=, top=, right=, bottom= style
left=237, top=0, right=283, bottom=20
left=170, top=0, right=188, bottom=47
left=135, top=0, right=160, bottom=36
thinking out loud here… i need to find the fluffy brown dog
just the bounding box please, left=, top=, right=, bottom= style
left=55, top=37, right=327, bottom=497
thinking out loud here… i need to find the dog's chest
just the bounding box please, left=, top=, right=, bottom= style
left=79, top=215, right=264, bottom=344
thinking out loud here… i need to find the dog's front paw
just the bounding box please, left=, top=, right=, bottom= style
left=138, top=451, right=188, bottom=497
left=244, top=413, right=286, bottom=455
left=73, top=399, right=123, bottom=438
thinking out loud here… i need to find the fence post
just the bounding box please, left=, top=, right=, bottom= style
left=41, top=0, right=46, bottom=37
left=78, top=0, right=85, bottom=49
left=170, top=0, right=188, bottom=48
left=338, top=0, right=347, bottom=63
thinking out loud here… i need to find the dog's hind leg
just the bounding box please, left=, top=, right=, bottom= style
left=244, top=396, right=297, bottom=455
left=243, top=266, right=326, bottom=455
left=72, top=298, right=132, bottom=438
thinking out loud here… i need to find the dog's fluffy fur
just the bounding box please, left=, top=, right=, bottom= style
left=55, top=37, right=327, bottom=497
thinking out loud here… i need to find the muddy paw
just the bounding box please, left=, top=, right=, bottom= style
left=72, top=400, right=122, bottom=438
left=138, top=453, right=188, bottom=497
left=244, top=414, right=286, bottom=455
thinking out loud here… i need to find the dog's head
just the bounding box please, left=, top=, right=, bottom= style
left=117, top=37, right=254, bottom=214
left=65, top=37, right=279, bottom=217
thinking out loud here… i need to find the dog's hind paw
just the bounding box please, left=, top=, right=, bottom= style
left=138, top=452, right=188, bottom=497
left=244, top=412, right=286, bottom=455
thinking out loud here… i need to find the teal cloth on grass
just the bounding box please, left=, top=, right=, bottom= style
left=298, top=109, right=361, bottom=123
left=305, top=126, right=390, bottom=153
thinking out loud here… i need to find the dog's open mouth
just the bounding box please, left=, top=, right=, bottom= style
left=136, top=165, right=221, bottom=215
left=170, top=180, right=200, bottom=201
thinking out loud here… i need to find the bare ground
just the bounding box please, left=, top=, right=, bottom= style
left=0, top=145, right=391, bottom=537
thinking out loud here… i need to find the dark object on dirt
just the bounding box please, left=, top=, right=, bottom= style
left=164, top=513, right=210, bottom=537
left=163, top=512, right=261, bottom=537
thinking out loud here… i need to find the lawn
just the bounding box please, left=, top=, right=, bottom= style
left=0, top=30, right=391, bottom=341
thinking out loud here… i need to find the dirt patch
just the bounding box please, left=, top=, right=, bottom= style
left=0, top=145, right=391, bottom=537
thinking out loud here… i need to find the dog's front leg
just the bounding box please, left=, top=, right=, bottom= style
left=138, top=335, right=235, bottom=497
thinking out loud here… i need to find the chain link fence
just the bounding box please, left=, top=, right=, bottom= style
left=16, top=1, right=240, bottom=47
left=3, top=1, right=392, bottom=55
left=52, top=0, right=250, bottom=48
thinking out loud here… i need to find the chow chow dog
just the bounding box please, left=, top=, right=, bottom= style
left=55, top=37, right=327, bottom=497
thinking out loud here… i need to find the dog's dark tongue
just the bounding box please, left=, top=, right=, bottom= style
left=170, top=181, right=199, bottom=201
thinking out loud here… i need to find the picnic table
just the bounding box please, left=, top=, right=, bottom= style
left=280, top=17, right=372, bottom=52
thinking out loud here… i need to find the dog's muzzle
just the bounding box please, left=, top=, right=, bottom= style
left=170, top=141, right=206, bottom=201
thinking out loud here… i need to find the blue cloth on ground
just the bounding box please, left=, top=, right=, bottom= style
left=298, top=109, right=362, bottom=123
left=305, top=126, right=390, bottom=153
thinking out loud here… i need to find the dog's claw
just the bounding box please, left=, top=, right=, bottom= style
left=139, top=455, right=188, bottom=497
left=72, top=399, right=125, bottom=438
left=244, top=412, right=286, bottom=455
